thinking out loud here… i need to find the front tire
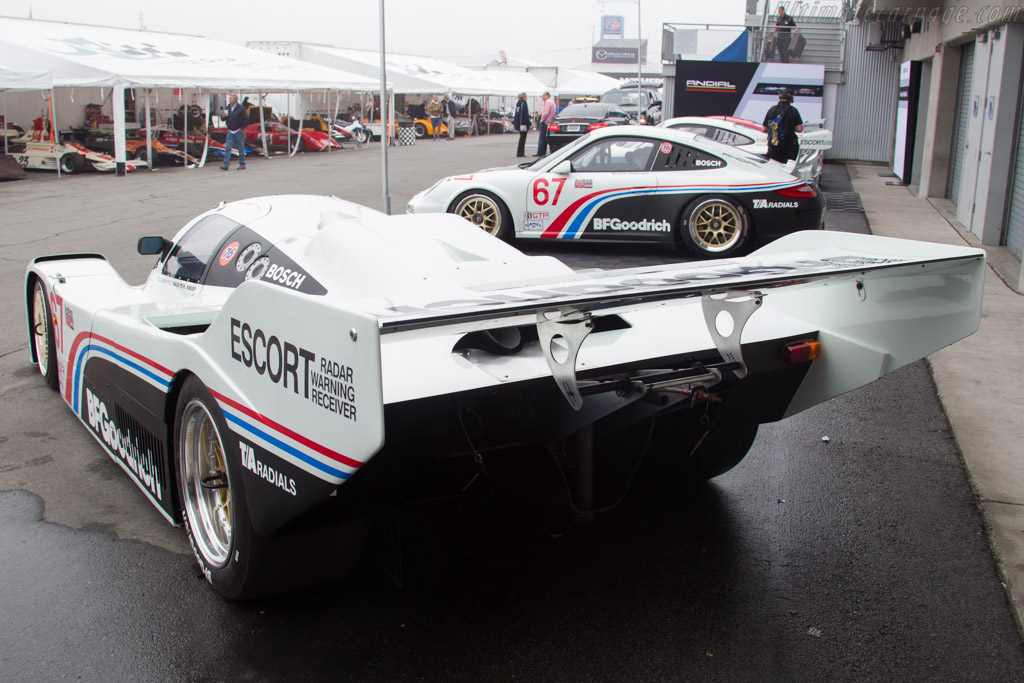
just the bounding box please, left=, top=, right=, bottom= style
left=679, top=195, right=750, bottom=258
left=414, top=122, right=428, bottom=139
left=133, top=147, right=149, bottom=163
left=175, top=376, right=258, bottom=599
left=449, top=190, right=512, bottom=240
left=30, top=279, right=59, bottom=390
left=58, top=153, right=80, bottom=174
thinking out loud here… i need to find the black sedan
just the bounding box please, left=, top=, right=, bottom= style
left=546, top=103, right=633, bottom=151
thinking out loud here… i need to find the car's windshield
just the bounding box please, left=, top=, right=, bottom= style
left=602, top=92, right=639, bottom=106
left=162, top=214, right=243, bottom=283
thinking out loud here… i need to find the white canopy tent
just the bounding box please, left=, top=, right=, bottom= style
left=0, top=17, right=382, bottom=174
left=1, top=66, right=55, bottom=159
left=263, top=44, right=547, bottom=97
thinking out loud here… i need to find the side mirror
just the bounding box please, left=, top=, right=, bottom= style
left=651, top=100, right=662, bottom=107
left=138, top=236, right=171, bottom=257
left=550, top=159, right=573, bottom=175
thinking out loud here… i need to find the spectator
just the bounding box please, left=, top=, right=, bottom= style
left=426, top=95, right=444, bottom=141
left=220, top=93, right=247, bottom=171
left=774, top=5, right=798, bottom=63
left=534, top=92, right=556, bottom=156
left=762, top=89, right=804, bottom=162
left=444, top=96, right=457, bottom=140
left=513, top=92, right=530, bottom=157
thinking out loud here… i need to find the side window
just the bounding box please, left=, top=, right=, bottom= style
left=651, top=144, right=726, bottom=172
left=161, top=214, right=243, bottom=283
left=708, top=127, right=755, bottom=146
left=569, top=138, right=656, bottom=172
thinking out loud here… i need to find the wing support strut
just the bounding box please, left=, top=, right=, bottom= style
left=701, top=289, right=762, bottom=379
left=537, top=308, right=593, bottom=412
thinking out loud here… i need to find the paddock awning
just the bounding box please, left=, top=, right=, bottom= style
left=0, top=18, right=380, bottom=92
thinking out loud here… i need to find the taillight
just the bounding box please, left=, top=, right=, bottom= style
left=782, top=340, right=821, bottom=364
left=588, top=122, right=609, bottom=130
left=548, top=123, right=559, bottom=132
left=776, top=184, right=817, bottom=198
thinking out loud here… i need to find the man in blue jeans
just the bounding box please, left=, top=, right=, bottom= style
left=221, top=93, right=248, bottom=170
left=534, top=91, right=556, bottom=156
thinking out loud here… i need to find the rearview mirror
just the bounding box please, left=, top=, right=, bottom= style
left=551, top=160, right=573, bottom=175
left=138, top=236, right=171, bottom=257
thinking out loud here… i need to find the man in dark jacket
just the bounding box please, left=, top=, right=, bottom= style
left=762, top=89, right=804, bottom=162
left=774, top=5, right=798, bottom=63
left=513, top=93, right=530, bottom=157
left=221, top=93, right=248, bottom=170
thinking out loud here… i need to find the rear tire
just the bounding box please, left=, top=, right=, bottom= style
left=414, top=122, right=428, bottom=139
left=133, top=147, right=149, bottom=163
left=30, top=279, right=59, bottom=390
left=679, top=195, right=750, bottom=259
left=175, top=376, right=260, bottom=599
left=449, top=190, right=512, bottom=241
left=646, top=417, right=760, bottom=483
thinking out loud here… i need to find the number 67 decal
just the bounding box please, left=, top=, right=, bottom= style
left=532, top=177, right=566, bottom=205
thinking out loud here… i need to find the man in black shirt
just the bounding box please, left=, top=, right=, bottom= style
left=762, top=89, right=804, bottom=163
left=774, top=5, right=797, bottom=63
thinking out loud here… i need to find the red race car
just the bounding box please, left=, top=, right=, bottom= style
left=243, top=121, right=339, bottom=153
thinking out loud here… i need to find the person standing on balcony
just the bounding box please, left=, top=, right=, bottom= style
left=774, top=5, right=798, bottom=63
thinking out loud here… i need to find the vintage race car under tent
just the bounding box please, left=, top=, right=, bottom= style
left=1, top=65, right=54, bottom=179
left=0, top=17, right=381, bottom=174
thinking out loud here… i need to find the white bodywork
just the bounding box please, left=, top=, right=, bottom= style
left=26, top=195, right=984, bottom=525
left=407, top=126, right=811, bottom=241
left=659, top=116, right=832, bottom=181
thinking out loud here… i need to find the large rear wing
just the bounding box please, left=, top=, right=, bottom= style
left=368, top=231, right=985, bottom=414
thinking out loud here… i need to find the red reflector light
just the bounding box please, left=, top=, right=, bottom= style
left=548, top=123, right=559, bottom=132
left=588, top=122, right=610, bottom=130
left=776, top=184, right=818, bottom=198
left=782, top=340, right=821, bottom=364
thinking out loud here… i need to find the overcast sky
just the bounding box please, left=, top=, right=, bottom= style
left=6, top=0, right=745, bottom=67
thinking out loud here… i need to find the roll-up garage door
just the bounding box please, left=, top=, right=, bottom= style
left=948, top=43, right=975, bottom=204
left=1004, top=83, right=1024, bottom=260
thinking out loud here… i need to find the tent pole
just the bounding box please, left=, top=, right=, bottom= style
left=3, top=92, right=7, bottom=156
left=379, top=0, right=391, bottom=214
left=145, top=89, right=153, bottom=170
left=113, top=84, right=126, bottom=176
left=198, top=91, right=210, bottom=168
left=50, top=91, right=61, bottom=179
left=259, top=92, right=269, bottom=158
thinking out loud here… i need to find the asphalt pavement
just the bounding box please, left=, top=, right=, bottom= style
left=1, top=136, right=1023, bottom=681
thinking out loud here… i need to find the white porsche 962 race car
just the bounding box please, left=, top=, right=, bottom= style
left=26, top=194, right=984, bottom=598
left=407, top=126, right=825, bottom=259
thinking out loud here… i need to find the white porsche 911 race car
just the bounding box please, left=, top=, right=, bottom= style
left=407, top=126, right=825, bottom=259
left=658, top=115, right=832, bottom=182
left=26, top=194, right=984, bottom=598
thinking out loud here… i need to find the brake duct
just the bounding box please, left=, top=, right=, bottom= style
left=538, top=289, right=764, bottom=411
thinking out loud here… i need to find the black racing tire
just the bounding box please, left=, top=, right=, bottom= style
left=133, top=147, right=149, bottom=163
left=30, top=278, right=59, bottom=390
left=679, top=195, right=751, bottom=259
left=58, top=153, right=80, bottom=174
left=174, top=375, right=260, bottom=599
left=645, top=417, right=760, bottom=484
left=295, top=137, right=306, bottom=153
left=449, top=190, right=512, bottom=241
left=414, top=122, right=428, bottom=139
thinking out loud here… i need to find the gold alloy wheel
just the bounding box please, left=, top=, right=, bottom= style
left=32, top=282, right=50, bottom=377
left=454, top=194, right=502, bottom=236
left=180, top=399, right=233, bottom=567
left=688, top=199, right=743, bottom=253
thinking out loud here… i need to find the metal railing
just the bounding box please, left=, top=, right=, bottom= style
left=662, top=22, right=847, bottom=72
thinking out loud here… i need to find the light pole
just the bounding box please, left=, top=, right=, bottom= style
left=379, top=0, right=391, bottom=214
left=636, top=0, right=642, bottom=122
